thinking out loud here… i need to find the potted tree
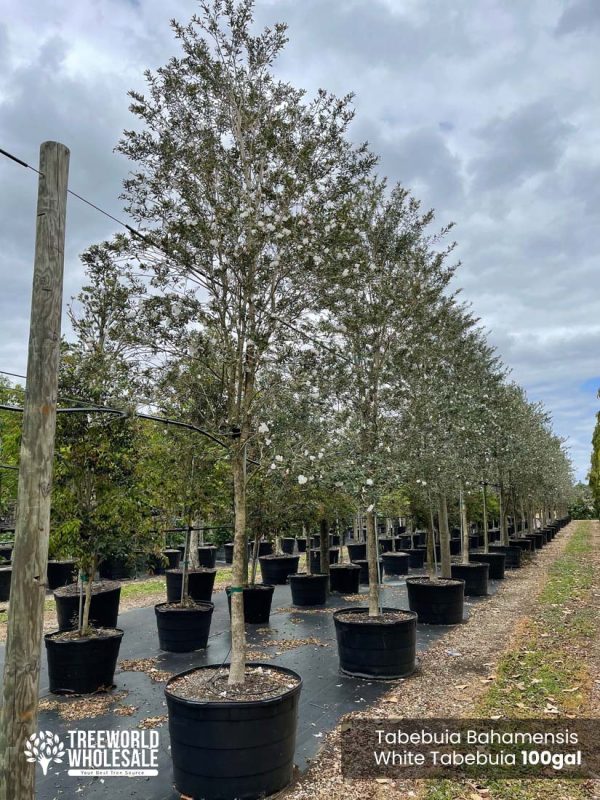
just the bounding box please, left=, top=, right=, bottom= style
left=310, top=179, right=456, bottom=677
left=115, top=2, right=372, bottom=794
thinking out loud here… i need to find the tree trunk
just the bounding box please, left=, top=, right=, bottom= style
left=438, top=495, right=452, bottom=579
left=228, top=445, right=247, bottom=686
left=319, top=518, right=330, bottom=594
left=366, top=509, right=380, bottom=616
left=460, top=486, right=469, bottom=564
left=80, top=557, right=97, bottom=637
left=499, top=483, right=509, bottom=546
left=427, top=504, right=436, bottom=580
left=482, top=482, right=489, bottom=553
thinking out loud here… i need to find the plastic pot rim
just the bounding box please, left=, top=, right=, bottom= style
left=164, top=662, right=303, bottom=709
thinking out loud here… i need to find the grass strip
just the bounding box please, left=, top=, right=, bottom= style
left=423, top=521, right=598, bottom=800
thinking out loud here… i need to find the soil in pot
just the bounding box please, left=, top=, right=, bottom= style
left=382, top=552, right=410, bottom=576
left=47, top=560, right=77, bottom=590
left=289, top=573, right=328, bottom=606
left=166, top=568, right=216, bottom=603
left=353, top=558, right=383, bottom=584
left=226, top=584, right=275, bottom=624
left=165, top=664, right=302, bottom=800
left=309, top=548, right=339, bottom=572
left=0, top=566, right=12, bottom=602
left=259, top=554, right=300, bottom=585
left=469, top=552, right=506, bottom=579
left=197, top=546, right=217, bottom=569
left=406, top=577, right=464, bottom=625
left=45, top=627, right=124, bottom=694
left=333, top=607, right=417, bottom=679
left=451, top=562, right=489, bottom=596
left=329, top=563, right=361, bottom=593
left=281, top=537, right=296, bottom=554
left=54, top=580, right=121, bottom=631
left=406, top=548, right=425, bottom=569
left=99, top=556, right=136, bottom=581
left=347, top=542, right=367, bottom=561
left=155, top=601, right=214, bottom=652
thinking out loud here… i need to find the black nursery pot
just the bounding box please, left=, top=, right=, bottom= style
left=259, top=554, right=300, bottom=585
left=257, top=541, right=273, bottom=557
left=45, top=628, right=124, bottom=694
left=226, top=584, right=275, bottom=624
left=296, top=538, right=307, bottom=553
left=99, top=555, right=136, bottom=580
left=329, top=534, right=341, bottom=547
left=281, top=537, right=296, bottom=554
left=398, top=535, right=413, bottom=549
left=224, top=543, right=234, bottom=564
left=0, top=566, right=12, bottom=602
left=309, top=548, right=339, bottom=572
left=468, top=534, right=480, bottom=550
left=406, top=548, right=425, bottom=569
left=54, top=580, right=121, bottom=631
left=469, top=552, right=506, bottom=579
left=329, top=563, right=361, bottom=593
left=451, top=562, right=489, bottom=596
left=533, top=532, right=546, bottom=548
left=347, top=542, right=367, bottom=561
left=406, top=577, right=464, bottom=625
left=490, top=544, right=522, bottom=568
left=353, top=558, right=384, bottom=584
left=378, top=538, right=394, bottom=553
left=382, top=552, right=410, bottom=576
left=155, top=601, right=214, bottom=652
left=289, top=573, right=328, bottom=606
left=449, top=538, right=462, bottom=556
left=166, top=568, right=216, bottom=603
left=164, top=549, right=182, bottom=570
left=165, top=663, right=302, bottom=800
left=0, top=546, right=12, bottom=562
left=333, top=607, right=418, bottom=679
left=509, top=538, right=533, bottom=552
left=197, top=546, right=217, bottom=569
left=47, top=560, right=77, bottom=590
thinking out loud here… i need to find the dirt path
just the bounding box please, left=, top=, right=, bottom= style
left=282, top=521, right=599, bottom=800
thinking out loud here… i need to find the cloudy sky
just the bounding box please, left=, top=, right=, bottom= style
left=0, top=0, right=598, bottom=479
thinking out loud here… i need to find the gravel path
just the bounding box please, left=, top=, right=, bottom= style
left=282, top=521, right=589, bottom=800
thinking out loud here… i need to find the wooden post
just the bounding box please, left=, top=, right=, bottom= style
left=0, top=141, right=69, bottom=800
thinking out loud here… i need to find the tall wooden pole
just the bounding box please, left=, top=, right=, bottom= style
left=0, top=141, right=69, bottom=800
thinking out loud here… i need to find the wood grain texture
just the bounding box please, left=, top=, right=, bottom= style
left=0, top=141, right=69, bottom=800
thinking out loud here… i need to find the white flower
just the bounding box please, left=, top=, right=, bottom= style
left=258, top=422, right=269, bottom=434
left=318, top=451, right=324, bottom=459
left=367, top=504, right=375, bottom=512
left=298, top=475, right=308, bottom=485
left=210, top=239, right=219, bottom=247
left=270, top=463, right=276, bottom=470
left=365, top=478, right=374, bottom=486
left=275, top=455, right=284, bottom=462
left=342, top=268, right=349, bottom=277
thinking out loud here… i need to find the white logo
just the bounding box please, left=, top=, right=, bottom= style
left=24, top=731, right=65, bottom=775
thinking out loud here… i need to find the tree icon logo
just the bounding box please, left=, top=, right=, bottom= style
left=24, top=731, right=65, bottom=775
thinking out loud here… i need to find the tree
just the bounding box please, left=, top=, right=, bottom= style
left=51, top=245, right=155, bottom=634
left=116, top=0, right=374, bottom=683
